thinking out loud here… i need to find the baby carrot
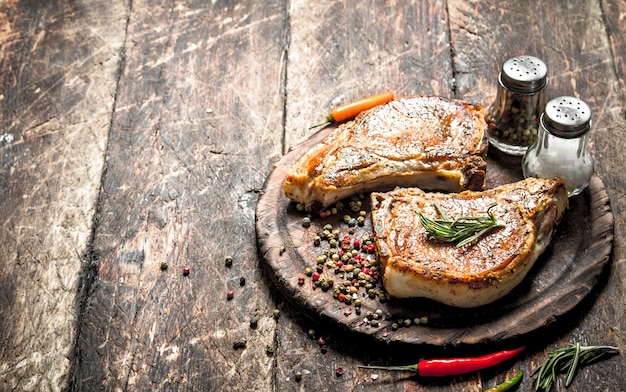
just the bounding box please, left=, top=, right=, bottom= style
left=309, top=91, right=395, bottom=129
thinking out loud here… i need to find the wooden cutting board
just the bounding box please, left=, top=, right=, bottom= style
left=255, top=126, right=614, bottom=346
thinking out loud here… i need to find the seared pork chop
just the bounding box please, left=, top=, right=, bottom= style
left=371, top=177, right=568, bottom=308
left=284, top=95, right=488, bottom=212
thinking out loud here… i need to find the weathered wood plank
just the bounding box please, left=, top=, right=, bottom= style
left=70, top=1, right=288, bottom=390
left=0, top=0, right=623, bottom=391
left=279, top=1, right=468, bottom=391
left=0, top=0, right=126, bottom=390
left=449, top=0, right=626, bottom=390
left=270, top=0, right=626, bottom=390
left=285, top=0, right=454, bottom=148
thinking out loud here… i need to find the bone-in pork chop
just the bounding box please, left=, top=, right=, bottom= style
left=284, top=95, right=488, bottom=212
left=370, top=177, right=568, bottom=308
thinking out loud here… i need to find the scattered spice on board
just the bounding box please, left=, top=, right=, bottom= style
left=297, top=195, right=389, bottom=314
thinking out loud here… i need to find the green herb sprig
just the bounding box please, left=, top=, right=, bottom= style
left=416, top=203, right=504, bottom=248
left=532, top=343, right=619, bottom=391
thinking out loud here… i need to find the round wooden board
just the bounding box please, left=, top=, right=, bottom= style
left=255, top=126, right=614, bottom=346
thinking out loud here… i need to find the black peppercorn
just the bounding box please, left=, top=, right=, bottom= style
left=233, top=338, right=247, bottom=350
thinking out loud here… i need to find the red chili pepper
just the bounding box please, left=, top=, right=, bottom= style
left=310, top=92, right=395, bottom=129
left=358, top=347, right=525, bottom=377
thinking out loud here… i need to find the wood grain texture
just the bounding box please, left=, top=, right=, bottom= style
left=277, top=2, right=464, bottom=391
left=0, top=1, right=126, bottom=390
left=69, top=1, right=288, bottom=390
left=285, top=0, right=453, bottom=147
left=448, top=0, right=626, bottom=390
left=0, top=0, right=624, bottom=391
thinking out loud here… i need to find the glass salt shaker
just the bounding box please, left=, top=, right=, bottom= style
left=522, top=96, right=594, bottom=197
left=487, top=55, right=548, bottom=156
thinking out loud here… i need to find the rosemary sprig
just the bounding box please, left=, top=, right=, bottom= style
left=532, top=343, right=619, bottom=391
left=416, top=203, right=504, bottom=248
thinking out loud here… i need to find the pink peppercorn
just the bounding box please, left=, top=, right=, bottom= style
left=311, top=272, right=321, bottom=281
left=183, top=266, right=191, bottom=275
left=227, top=290, right=235, bottom=300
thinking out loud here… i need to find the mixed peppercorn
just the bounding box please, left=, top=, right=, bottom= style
left=297, top=195, right=389, bottom=314
left=294, top=194, right=431, bottom=330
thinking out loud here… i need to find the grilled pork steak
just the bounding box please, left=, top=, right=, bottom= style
left=284, top=95, right=488, bottom=212
left=371, top=177, right=568, bottom=308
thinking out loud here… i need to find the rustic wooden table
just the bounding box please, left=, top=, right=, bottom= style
left=1, top=1, right=624, bottom=391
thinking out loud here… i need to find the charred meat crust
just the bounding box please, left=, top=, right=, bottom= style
left=371, top=177, right=568, bottom=307
left=284, top=95, right=488, bottom=212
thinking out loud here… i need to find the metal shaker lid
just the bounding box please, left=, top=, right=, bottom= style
left=500, top=55, right=547, bottom=93
left=542, top=96, right=591, bottom=138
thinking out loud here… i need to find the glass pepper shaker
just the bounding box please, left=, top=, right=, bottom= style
left=522, top=96, right=593, bottom=197
left=487, top=55, right=548, bottom=156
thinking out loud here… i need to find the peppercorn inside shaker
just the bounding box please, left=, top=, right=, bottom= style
left=487, top=55, right=548, bottom=156
left=522, top=96, right=593, bottom=197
